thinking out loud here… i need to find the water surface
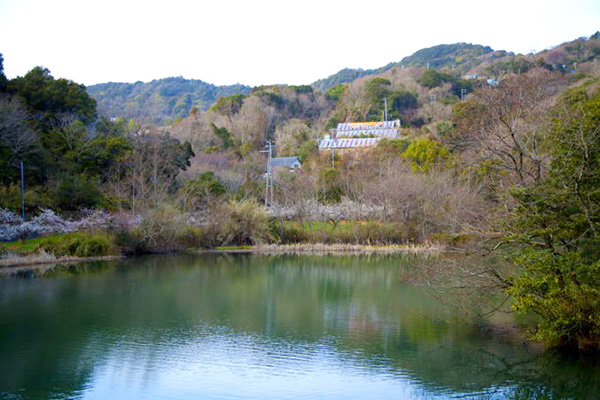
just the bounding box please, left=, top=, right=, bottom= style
left=0, top=254, right=597, bottom=399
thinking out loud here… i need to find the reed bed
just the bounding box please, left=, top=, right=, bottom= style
left=0, top=250, right=57, bottom=267
left=251, top=242, right=445, bottom=255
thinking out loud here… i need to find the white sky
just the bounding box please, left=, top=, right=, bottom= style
left=1, top=0, right=599, bottom=87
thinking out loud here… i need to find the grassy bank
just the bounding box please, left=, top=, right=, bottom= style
left=1, top=216, right=444, bottom=267
left=0, top=231, right=119, bottom=267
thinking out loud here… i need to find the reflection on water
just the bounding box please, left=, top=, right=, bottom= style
left=0, top=254, right=598, bottom=399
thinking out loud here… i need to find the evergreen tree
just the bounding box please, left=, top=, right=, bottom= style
left=506, top=88, right=600, bottom=351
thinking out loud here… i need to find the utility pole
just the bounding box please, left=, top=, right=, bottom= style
left=20, top=162, right=25, bottom=220
left=331, top=132, right=336, bottom=168
left=327, top=129, right=337, bottom=168
left=260, top=141, right=274, bottom=207
left=384, top=97, right=388, bottom=121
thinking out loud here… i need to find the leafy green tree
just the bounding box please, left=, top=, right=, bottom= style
left=325, top=84, right=347, bottom=101
left=297, top=140, right=317, bottom=164
left=505, top=89, right=600, bottom=351
left=365, top=78, right=391, bottom=104
left=43, top=119, right=91, bottom=170
left=211, top=123, right=234, bottom=149
left=419, top=69, right=448, bottom=88
left=183, top=171, right=227, bottom=203
left=364, top=78, right=418, bottom=120
left=210, top=94, right=246, bottom=116
left=8, top=67, right=96, bottom=124
left=318, top=168, right=342, bottom=204
left=56, top=174, right=103, bottom=211
left=401, top=138, right=450, bottom=172
left=78, top=134, right=132, bottom=180
left=289, top=85, right=313, bottom=94
left=390, top=90, right=418, bottom=113
left=419, top=69, right=472, bottom=97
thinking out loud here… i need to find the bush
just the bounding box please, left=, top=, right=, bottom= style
left=37, top=232, right=115, bottom=257
left=114, top=208, right=183, bottom=254
left=113, top=208, right=211, bottom=254
left=221, top=199, right=272, bottom=246
left=56, top=176, right=103, bottom=211
left=275, top=222, right=308, bottom=244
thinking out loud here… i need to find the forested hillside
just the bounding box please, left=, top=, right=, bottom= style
left=86, top=43, right=507, bottom=123
left=87, top=77, right=251, bottom=124
left=312, top=43, right=511, bottom=91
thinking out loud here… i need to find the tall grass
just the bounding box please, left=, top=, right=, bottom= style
left=274, top=220, right=407, bottom=245
left=0, top=250, right=57, bottom=267
left=37, top=232, right=116, bottom=257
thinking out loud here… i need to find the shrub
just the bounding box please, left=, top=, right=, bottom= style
left=37, top=232, right=115, bottom=257
left=113, top=208, right=209, bottom=254
left=221, top=199, right=272, bottom=246
left=275, top=222, right=308, bottom=244
left=56, top=176, right=103, bottom=211
left=401, top=138, right=451, bottom=172
left=114, top=208, right=181, bottom=254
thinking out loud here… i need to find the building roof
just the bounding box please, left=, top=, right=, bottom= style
left=319, top=138, right=381, bottom=149
left=271, top=156, right=301, bottom=168
left=335, top=120, right=400, bottom=139
left=336, top=121, right=400, bottom=130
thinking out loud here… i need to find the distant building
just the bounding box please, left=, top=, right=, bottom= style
left=271, top=156, right=301, bottom=171
left=319, top=137, right=382, bottom=149
left=319, top=120, right=401, bottom=150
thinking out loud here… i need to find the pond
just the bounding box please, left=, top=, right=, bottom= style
left=0, top=254, right=598, bottom=399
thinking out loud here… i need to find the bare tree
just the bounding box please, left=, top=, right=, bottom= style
left=456, top=69, right=565, bottom=188
left=0, top=94, right=39, bottom=166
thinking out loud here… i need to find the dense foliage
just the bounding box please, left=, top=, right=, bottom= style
left=87, top=77, right=251, bottom=124
left=313, top=43, right=508, bottom=91
left=506, top=89, right=600, bottom=350
left=0, top=56, right=194, bottom=214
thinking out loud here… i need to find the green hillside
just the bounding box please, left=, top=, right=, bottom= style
left=392, top=43, right=498, bottom=69
left=87, top=77, right=251, bottom=124
left=313, top=43, right=510, bottom=91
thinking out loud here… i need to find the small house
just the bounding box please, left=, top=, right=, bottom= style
left=271, top=156, right=302, bottom=171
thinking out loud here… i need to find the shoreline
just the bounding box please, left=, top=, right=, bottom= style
left=0, top=254, right=124, bottom=269
left=0, top=243, right=443, bottom=269
left=196, top=243, right=445, bottom=255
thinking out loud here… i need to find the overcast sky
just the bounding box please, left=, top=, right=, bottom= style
left=1, top=0, right=599, bottom=87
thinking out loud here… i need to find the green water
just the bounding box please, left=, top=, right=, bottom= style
left=0, top=254, right=598, bottom=399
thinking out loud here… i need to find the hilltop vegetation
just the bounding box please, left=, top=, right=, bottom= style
left=85, top=43, right=505, bottom=121
left=86, top=40, right=597, bottom=124
left=87, top=77, right=251, bottom=124
left=313, top=43, right=511, bottom=91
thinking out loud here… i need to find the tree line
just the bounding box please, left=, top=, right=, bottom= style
left=0, top=55, right=194, bottom=213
